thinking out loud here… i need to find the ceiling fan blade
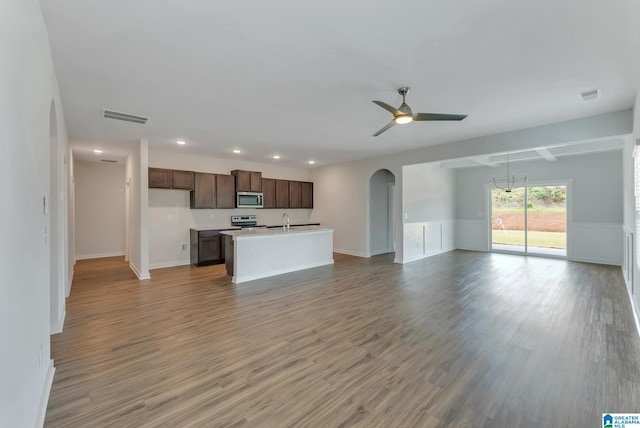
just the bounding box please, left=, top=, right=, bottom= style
left=373, top=121, right=396, bottom=137
left=414, top=113, right=467, bottom=121
left=373, top=100, right=402, bottom=116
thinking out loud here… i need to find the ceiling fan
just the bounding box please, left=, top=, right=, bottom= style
left=372, top=87, right=467, bottom=137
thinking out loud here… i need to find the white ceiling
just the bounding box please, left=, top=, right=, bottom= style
left=39, top=0, right=640, bottom=167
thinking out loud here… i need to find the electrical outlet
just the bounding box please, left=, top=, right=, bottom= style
left=210, top=214, right=215, bottom=220
left=181, top=243, right=188, bottom=251
left=38, top=344, right=43, bottom=368
left=167, top=214, right=173, bottom=221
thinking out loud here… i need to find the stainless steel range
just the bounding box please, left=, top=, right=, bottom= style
left=230, top=215, right=265, bottom=229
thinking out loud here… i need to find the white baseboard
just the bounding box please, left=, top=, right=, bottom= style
left=570, top=256, right=621, bottom=266
left=50, top=310, right=66, bottom=335
left=36, top=359, right=55, bottom=428
left=129, top=263, right=151, bottom=280
left=333, top=248, right=369, bottom=258
left=66, top=268, right=73, bottom=297
left=233, top=259, right=334, bottom=284
left=400, top=248, right=455, bottom=264
left=456, top=244, right=488, bottom=252
left=149, top=260, right=191, bottom=270
left=369, top=248, right=394, bottom=257
left=75, top=251, right=126, bottom=260
left=626, top=281, right=640, bottom=339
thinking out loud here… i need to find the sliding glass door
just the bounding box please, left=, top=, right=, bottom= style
left=491, top=184, right=567, bottom=257
left=491, top=187, right=526, bottom=253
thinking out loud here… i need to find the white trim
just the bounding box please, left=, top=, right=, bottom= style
left=66, top=268, right=73, bottom=297
left=400, top=249, right=455, bottom=264
left=571, top=222, right=622, bottom=266
left=35, top=360, right=55, bottom=428
left=455, top=219, right=489, bottom=252
left=129, top=262, right=151, bottom=280
left=75, top=251, right=125, bottom=260
left=149, top=260, right=191, bottom=270
left=333, top=248, right=370, bottom=258
left=624, top=276, right=640, bottom=339
left=369, top=249, right=393, bottom=257
left=50, top=310, right=66, bottom=335
left=232, top=259, right=334, bottom=284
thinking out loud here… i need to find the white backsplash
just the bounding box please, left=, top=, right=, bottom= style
left=148, top=189, right=313, bottom=269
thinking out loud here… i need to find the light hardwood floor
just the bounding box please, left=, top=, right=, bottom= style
left=46, top=251, right=640, bottom=427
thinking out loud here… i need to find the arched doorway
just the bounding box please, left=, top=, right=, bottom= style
left=369, top=169, right=396, bottom=256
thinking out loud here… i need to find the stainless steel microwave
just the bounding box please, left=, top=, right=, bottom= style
left=236, top=192, right=264, bottom=208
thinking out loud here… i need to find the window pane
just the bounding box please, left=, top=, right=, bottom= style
left=491, top=187, right=525, bottom=252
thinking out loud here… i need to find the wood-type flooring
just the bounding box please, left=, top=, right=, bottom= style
left=45, top=251, right=640, bottom=427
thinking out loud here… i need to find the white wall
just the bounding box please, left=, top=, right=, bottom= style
left=150, top=149, right=312, bottom=181
left=74, top=160, right=126, bottom=259
left=0, top=0, right=71, bottom=426
left=402, top=163, right=456, bottom=262
left=311, top=110, right=632, bottom=263
left=147, top=150, right=313, bottom=269
left=455, top=151, right=623, bottom=264
left=126, top=140, right=150, bottom=279
left=310, top=158, right=404, bottom=259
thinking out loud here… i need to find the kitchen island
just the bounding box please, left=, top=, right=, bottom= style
left=221, top=226, right=334, bottom=284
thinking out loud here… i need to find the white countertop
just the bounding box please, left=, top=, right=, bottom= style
left=191, top=226, right=241, bottom=231
left=220, top=225, right=332, bottom=237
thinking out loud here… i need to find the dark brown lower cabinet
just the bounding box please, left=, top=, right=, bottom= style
left=190, top=229, right=229, bottom=266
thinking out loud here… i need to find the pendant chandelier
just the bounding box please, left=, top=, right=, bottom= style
left=492, top=154, right=527, bottom=193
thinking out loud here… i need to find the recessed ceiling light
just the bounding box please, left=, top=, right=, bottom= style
left=273, top=155, right=280, bottom=159
left=176, top=140, right=186, bottom=145
left=308, top=160, right=315, bottom=164
left=93, top=149, right=103, bottom=154
left=233, top=149, right=241, bottom=154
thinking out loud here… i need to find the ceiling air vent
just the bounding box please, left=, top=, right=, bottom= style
left=103, top=109, right=148, bottom=124
left=580, top=89, right=600, bottom=101
left=101, top=159, right=117, bottom=163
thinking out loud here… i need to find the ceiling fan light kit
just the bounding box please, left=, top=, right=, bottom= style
left=372, top=86, right=467, bottom=136
left=395, top=115, right=413, bottom=124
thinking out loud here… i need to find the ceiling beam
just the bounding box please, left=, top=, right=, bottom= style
left=470, top=156, right=499, bottom=167
left=535, top=148, right=557, bottom=161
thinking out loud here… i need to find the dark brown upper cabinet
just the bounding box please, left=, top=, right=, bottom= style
left=191, top=173, right=216, bottom=209
left=262, top=178, right=276, bottom=209
left=216, top=174, right=236, bottom=208
left=172, top=170, right=195, bottom=190
left=301, top=181, right=313, bottom=208
left=275, top=179, right=290, bottom=208
left=289, top=181, right=302, bottom=208
left=148, top=168, right=172, bottom=188
left=232, top=170, right=262, bottom=192
left=148, top=168, right=194, bottom=190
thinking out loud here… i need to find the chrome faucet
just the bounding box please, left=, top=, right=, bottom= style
left=282, top=212, right=290, bottom=231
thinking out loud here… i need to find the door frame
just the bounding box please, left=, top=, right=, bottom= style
left=487, top=179, right=573, bottom=259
